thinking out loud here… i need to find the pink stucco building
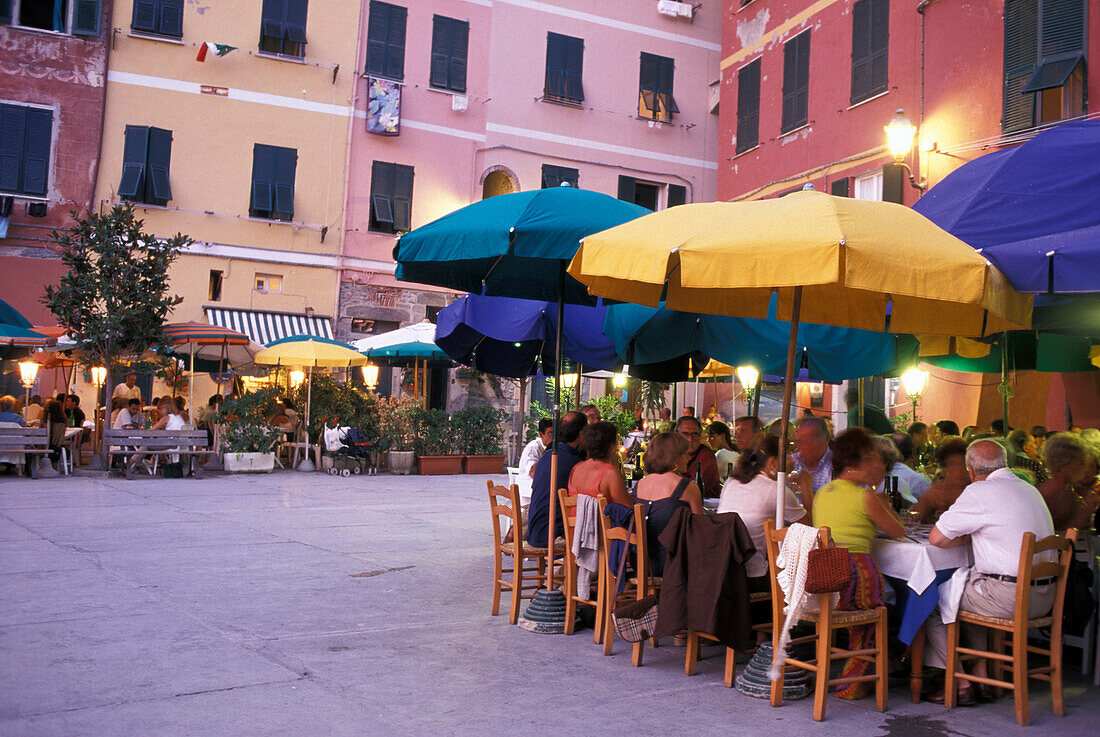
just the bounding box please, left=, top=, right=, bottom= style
left=336, top=0, right=721, bottom=364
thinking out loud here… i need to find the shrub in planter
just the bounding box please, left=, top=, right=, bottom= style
left=453, top=405, right=507, bottom=473
left=215, top=388, right=284, bottom=455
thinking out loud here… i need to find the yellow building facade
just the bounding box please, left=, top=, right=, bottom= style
left=95, top=0, right=360, bottom=342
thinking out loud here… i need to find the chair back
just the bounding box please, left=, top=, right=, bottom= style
left=763, top=519, right=833, bottom=623
left=597, top=497, right=648, bottom=593
left=558, top=489, right=579, bottom=554
left=487, top=480, right=522, bottom=557
left=1014, top=528, right=1077, bottom=634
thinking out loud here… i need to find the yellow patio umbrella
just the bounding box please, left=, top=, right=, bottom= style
left=255, top=336, right=370, bottom=471
left=568, top=190, right=1032, bottom=524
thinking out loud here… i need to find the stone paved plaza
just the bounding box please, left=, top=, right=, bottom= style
left=0, top=471, right=1096, bottom=736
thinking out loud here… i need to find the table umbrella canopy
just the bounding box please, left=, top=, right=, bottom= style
left=0, top=323, right=55, bottom=347
left=256, top=335, right=369, bottom=367
left=394, top=186, right=650, bottom=305
left=913, top=120, right=1100, bottom=294
left=435, top=294, right=619, bottom=378
left=352, top=321, right=450, bottom=362
left=922, top=332, right=1095, bottom=374
left=603, top=296, right=902, bottom=383
left=569, top=190, right=1031, bottom=336
left=163, top=321, right=250, bottom=346
left=0, top=299, right=32, bottom=328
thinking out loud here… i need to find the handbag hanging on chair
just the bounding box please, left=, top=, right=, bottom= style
left=805, top=544, right=851, bottom=595
left=610, top=515, right=659, bottom=643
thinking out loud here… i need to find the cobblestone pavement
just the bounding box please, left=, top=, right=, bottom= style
left=0, top=471, right=1096, bottom=736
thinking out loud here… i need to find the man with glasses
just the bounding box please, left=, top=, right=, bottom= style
left=677, top=415, right=720, bottom=498
left=790, top=415, right=834, bottom=495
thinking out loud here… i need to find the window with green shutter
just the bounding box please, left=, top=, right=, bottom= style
left=1, top=0, right=100, bottom=35
left=119, top=125, right=173, bottom=206
left=544, top=33, right=584, bottom=104
left=260, top=0, right=308, bottom=58
left=250, top=144, right=296, bottom=221
left=131, top=0, right=183, bottom=38
left=0, top=103, right=52, bottom=197
left=736, top=59, right=761, bottom=154
left=369, top=161, right=414, bottom=234
left=366, top=1, right=406, bottom=81
left=430, top=15, right=468, bottom=93
left=1003, top=0, right=1086, bottom=133
left=781, top=31, right=811, bottom=133
left=850, top=0, right=889, bottom=104
left=638, top=53, right=678, bottom=121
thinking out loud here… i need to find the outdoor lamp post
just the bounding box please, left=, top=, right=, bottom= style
left=612, top=373, right=627, bottom=388
left=884, top=109, right=925, bottom=191
left=559, top=371, right=578, bottom=390
left=901, top=367, right=929, bottom=422
left=736, top=365, right=759, bottom=402
left=18, top=361, right=39, bottom=420
left=289, top=370, right=305, bottom=389
left=362, top=364, right=379, bottom=391
left=91, top=367, right=107, bottom=452
left=90, top=366, right=107, bottom=387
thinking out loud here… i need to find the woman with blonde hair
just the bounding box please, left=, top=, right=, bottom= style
left=1039, top=432, right=1100, bottom=531
left=636, top=431, right=703, bottom=575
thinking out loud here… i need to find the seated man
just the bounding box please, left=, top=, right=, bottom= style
left=677, top=415, right=720, bottom=498
left=790, top=415, right=833, bottom=495
left=113, top=398, right=145, bottom=429
left=526, top=411, right=587, bottom=547
left=924, top=439, right=1056, bottom=705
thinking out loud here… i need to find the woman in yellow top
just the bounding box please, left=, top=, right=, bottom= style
left=812, top=427, right=905, bottom=700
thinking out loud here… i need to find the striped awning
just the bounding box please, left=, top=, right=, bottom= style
left=203, top=307, right=333, bottom=346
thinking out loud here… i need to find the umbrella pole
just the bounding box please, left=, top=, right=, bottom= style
left=188, top=348, right=194, bottom=427
left=858, top=377, right=865, bottom=428
left=1001, top=332, right=1010, bottom=433
left=546, top=265, right=566, bottom=591
left=575, top=363, right=582, bottom=408
left=776, top=287, right=803, bottom=528
left=695, top=376, right=700, bottom=415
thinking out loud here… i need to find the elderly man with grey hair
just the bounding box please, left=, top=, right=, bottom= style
left=921, top=439, right=1056, bottom=705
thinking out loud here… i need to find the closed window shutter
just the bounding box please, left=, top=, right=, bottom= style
left=617, top=176, right=636, bottom=203
left=251, top=144, right=275, bottom=214
left=541, top=165, right=578, bottom=189
left=21, top=108, right=51, bottom=196
left=1040, top=0, right=1084, bottom=56
left=158, top=0, right=183, bottom=37
left=831, top=178, right=851, bottom=197
left=882, top=164, right=904, bottom=204
left=657, top=57, right=678, bottom=113
left=147, top=127, right=173, bottom=202
left=0, top=105, right=27, bottom=193
left=564, top=36, right=584, bottom=101
left=850, top=0, right=871, bottom=103
left=430, top=16, right=452, bottom=89
left=392, top=164, right=413, bottom=231
left=449, top=20, right=468, bottom=93
left=72, top=0, right=102, bottom=36
left=386, top=5, right=406, bottom=80
left=736, top=59, right=760, bottom=153
left=795, top=33, right=810, bottom=127
left=782, top=32, right=810, bottom=132
left=132, top=0, right=157, bottom=31
left=261, top=0, right=286, bottom=40
left=368, top=3, right=406, bottom=80
left=285, top=0, right=308, bottom=45
left=545, top=33, right=566, bottom=98
left=1003, top=0, right=1039, bottom=132
left=869, top=0, right=889, bottom=96
left=119, top=125, right=149, bottom=200
left=273, top=147, right=296, bottom=217
left=370, top=161, right=395, bottom=230
left=667, top=184, right=686, bottom=208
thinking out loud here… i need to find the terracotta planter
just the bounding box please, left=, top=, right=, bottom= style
left=463, top=454, right=505, bottom=474
left=223, top=452, right=275, bottom=473
left=387, top=450, right=415, bottom=475
left=417, top=455, right=464, bottom=475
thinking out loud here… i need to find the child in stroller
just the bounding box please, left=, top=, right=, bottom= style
left=322, top=418, right=377, bottom=476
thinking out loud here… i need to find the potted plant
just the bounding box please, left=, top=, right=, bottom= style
left=408, top=407, right=463, bottom=474
left=453, top=405, right=507, bottom=474
left=215, top=388, right=283, bottom=473
left=378, top=396, right=417, bottom=474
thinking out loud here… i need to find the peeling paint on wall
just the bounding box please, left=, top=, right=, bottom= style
left=736, top=9, right=770, bottom=50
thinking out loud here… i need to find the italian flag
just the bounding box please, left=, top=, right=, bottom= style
left=196, top=42, right=237, bottom=62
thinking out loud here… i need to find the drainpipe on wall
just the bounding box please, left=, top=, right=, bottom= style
left=89, top=18, right=113, bottom=218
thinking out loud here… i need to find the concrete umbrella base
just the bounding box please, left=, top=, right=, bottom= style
left=517, top=588, right=569, bottom=634
left=735, top=642, right=811, bottom=700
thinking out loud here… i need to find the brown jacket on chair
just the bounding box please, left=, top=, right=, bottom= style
left=654, top=507, right=756, bottom=650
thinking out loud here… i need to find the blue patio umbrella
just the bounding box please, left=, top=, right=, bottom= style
left=0, top=299, right=33, bottom=328
left=914, top=119, right=1100, bottom=294
left=434, top=294, right=619, bottom=378
left=394, top=186, right=650, bottom=596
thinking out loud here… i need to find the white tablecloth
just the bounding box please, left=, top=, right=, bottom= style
left=870, top=536, right=972, bottom=595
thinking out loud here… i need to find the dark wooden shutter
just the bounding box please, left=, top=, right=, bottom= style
left=285, top=0, right=308, bottom=44
left=869, top=0, right=889, bottom=96
left=251, top=144, right=275, bottom=214
left=541, top=164, right=560, bottom=188
left=273, top=147, right=296, bottom=218
left=0, top=105, right=27, bottom=193
left=563, top=36, right=584, bottom=101
left=385, top=4, right=406, bottom=79
left=736, top=59, right=760, bottom=153
left=132, top=0, right=157, bottom=31
left=658, top=56, right=678, bottom=113
left=850, top=0, right=872, bottom=103
left=72, top=0, right=102, bottom=36
left=21, top=108, right=51, bottom=196
left=367, top=2, right=406, bottom=80
left=545, top=33, right=565, bottom=98
left=370, top=161, right=395, bottom=229
left=449, top=20, right=468, bottom=93
left=781, top=35, right=800, bottom=131
left=147, top=127, right=173, bottom=202
left=882, top=164, right=904, bottom=204
left=1040, top=0, right=1084, bottom=56
left=617, top=176, right=636, bottom=203
left=158, top=0, right=183, bottom=37
left=794, top=33, right=811, bottom=128
left=392, top=164, right=413, bottom=231
left=830, top=178, right=851, bottom=197
left=261, top=0, right=286, bottom=40
left=119, top=125, right=149, bottom=200
left=430, top=16, right=451, bottom=89
left=1003, top=0, right=1038, bottom=132
left=667, top=184, right=686, bottom=208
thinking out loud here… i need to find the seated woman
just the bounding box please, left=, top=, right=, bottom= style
left=281, top=397, right=300, bottom=434
left=707, top=421, right=739, bottom=482
left=1039, top=432, right=1100, bottom=531
left=717, top=434, right=805, bottom=626
left=567, top=421, right=631, bottom=508
left=270, top=402, right=294, bottom=433
left=871, top=435, right=919, bottom=506
left=813, top=427, right=905, bottom=700
left=635, top=432, right=703, bottom=576
left=911, top=438, right=969, bottom=523
left=173, top=396, right=190, bottom=424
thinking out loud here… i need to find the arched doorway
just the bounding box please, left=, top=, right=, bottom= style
left=481, top=167, right=518, bottom=199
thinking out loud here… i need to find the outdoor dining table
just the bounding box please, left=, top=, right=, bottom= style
left=870, top=525, right=972, bottom=702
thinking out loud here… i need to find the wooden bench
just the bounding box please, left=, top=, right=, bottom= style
left=103, top=429, right=208, bottom=480
left=0, top=427, right=54, bottom=478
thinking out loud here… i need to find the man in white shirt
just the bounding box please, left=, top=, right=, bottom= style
left=112, top=398, right=145, bottom=429
left=924, top=439, right=1056, bottom=704
left=112, top=373, right=143, bottom=404
left=519, top=419, right=553, bottom=480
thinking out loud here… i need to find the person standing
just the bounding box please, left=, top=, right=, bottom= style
left=844, top=387, right=894, bottom=435
left=112, top=373, right=143, bottom=404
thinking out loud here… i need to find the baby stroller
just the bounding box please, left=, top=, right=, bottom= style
left=322, top=419, right=375, bottom=476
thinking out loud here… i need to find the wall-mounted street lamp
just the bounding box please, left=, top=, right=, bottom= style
left=901, top=367, right=929, bottom=422
left=362, top=364, right=379, bottom=391
left=884, top=109, right=926, bottom=191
